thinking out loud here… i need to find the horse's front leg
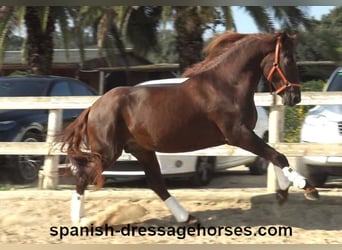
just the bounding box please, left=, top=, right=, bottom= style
left=221, top=124, right=319, bottom=202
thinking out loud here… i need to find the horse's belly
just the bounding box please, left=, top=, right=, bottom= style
left=142, top=122, right=225, bottom=153
left=156, top=136, right=225, bottom=153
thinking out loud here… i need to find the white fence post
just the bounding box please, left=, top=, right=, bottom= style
left=267, top=95, right=285, bottom=192
left=39, top=109, right=62, bottom=189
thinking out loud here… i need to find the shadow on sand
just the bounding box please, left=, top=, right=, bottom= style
left=133, top=192, right=342, bottom=231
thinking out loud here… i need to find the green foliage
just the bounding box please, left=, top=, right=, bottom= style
left=284, top=80, right=325, bottom=142
left=0, top=185, right=13, bottom=191
left=9, top=70, right=31, bottom=76
left=146, top=29, right=178, bottom=64
left=296, top=7, right=342, bottom=81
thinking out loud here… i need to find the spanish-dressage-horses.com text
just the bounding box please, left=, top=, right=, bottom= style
left=50, top=223, right=293, bottom=240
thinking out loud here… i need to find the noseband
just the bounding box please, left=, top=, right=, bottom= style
left=266, top=36, right=301, bottom=94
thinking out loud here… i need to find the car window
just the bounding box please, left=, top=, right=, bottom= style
left=69, top=81, right=94, bottom=96
left=0, top=80, right=46, bottom=96
left=50, top=81, right=72, bottom=96
left=327, top=72, right=342, bottom=91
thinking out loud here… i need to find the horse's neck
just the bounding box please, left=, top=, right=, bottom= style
left=220, top=39, right=272, bottom=94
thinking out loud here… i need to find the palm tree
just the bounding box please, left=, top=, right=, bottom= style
left=0, top=6, right=26, bottom=64
left=24, top=7, right=55, bottom=75
left=0, top=6, right=78, bottom=75
left=61, top=5, right=311, bottom=73
left=173, top=7, right=205, bottom=73
left=172, top=6, right=310, bottom=72
left=0, top=6, right=310, bottom=76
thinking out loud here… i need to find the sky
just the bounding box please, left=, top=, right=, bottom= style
left=232, top=6, right=335, bottom=33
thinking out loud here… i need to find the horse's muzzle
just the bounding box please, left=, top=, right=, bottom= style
left=283, top=92, right=301, bottom=106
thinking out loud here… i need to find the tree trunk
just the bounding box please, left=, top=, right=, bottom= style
left=24, top=7, right=55, bottom=75
left=174, top=7, right=204, bottom=73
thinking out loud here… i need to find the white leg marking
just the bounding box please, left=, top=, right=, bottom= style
left=71, top=192, right=85, bottom=223
left=282, top=166, right=306, bottom=189
left=274, top=166, right=291, bottom=190
left=70, top=163, right=78, bottom=176
left=164, top=196, right=189, bottom=223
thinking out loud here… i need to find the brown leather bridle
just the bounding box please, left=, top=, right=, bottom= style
left=266, top=36, right=301, bottom=94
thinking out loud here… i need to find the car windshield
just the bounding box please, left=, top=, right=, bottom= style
left=0, top=81, right=46, bottom=97
left=327, top=71, right=342, bottom=91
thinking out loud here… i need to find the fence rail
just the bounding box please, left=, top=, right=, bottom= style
left=0, top=92, right=342, bottom=190
left=0, top=92, right=341, bottom=109
left=1, top=142, right=342, bottom=157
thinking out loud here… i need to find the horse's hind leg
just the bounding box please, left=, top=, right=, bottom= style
left=129, top=146, right=198, bottom=224
left=70, top=144, right=123, bottom=224
left=70, top=157, right=91, bottom=223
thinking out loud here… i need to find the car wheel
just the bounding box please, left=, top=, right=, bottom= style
left=11, top=132, right=44, bottom=184
left=247, top=156, right=268, bottom=175
left=191, top=157, right=215, bottom=186
left=295, top=157, right=328, bottom=187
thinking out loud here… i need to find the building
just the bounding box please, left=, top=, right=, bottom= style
left=1, top=48, right=179, bottom=94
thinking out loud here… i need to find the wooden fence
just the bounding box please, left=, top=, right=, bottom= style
left=0, top=92, right=342, bottom=190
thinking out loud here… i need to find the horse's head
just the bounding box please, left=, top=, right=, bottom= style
left=261, top=33, right=301, bottom=106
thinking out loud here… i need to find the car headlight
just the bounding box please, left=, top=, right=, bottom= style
left=0, top=121, right=17, bottom=131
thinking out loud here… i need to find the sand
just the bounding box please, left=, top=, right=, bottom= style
left=0, top=186, right=341, bottom=244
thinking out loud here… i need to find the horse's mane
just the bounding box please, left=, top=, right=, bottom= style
left=203, top=32, right=248, bottom=59
left=182, top=32, right=273, bottom=77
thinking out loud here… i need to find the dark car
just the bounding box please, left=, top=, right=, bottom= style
left=0, top=76, right=97, bottom=183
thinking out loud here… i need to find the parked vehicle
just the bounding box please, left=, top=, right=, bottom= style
left=295, top=67, right=342, bottom=186
left=0, top=76, right=97, bottom=183
left=103, top=78, right=269, bottom=186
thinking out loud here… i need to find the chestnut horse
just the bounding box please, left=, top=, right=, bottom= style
left=60, top=32, right=319, bottom=225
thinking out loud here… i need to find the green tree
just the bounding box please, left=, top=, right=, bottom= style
left=294, top=7, right=342, bottom=81
left=320, top=6, right=342, bottom=50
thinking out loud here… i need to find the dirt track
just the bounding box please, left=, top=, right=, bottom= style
left=0, top=171, right=342, bottom=244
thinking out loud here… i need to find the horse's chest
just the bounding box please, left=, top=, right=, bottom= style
left=242, top=108, right=258, bottom=130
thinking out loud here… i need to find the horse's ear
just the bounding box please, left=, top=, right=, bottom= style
left=278, top=32, right=297, bottom=45
left=276, top=32, right=287, bottom=45
left=290, top=34, right=298, bottom=40
left=287, top=33, right=298, bottom=42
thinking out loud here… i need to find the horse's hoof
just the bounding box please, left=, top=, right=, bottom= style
left=304, top=188, right=320, bottom=201
left=185, top=214, right=200, bottom=226
left=276, top=189, right=289, bottom=205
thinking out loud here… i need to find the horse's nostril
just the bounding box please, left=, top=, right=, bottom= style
left=294, top=96, right=300, bottom=103
left=293, top=95, right=300, bottom=104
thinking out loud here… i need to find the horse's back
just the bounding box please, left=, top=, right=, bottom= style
left=87, top=83, right=226, bottom=153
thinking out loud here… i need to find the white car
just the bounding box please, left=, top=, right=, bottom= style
left=295, top=67, right=342, bottom=186
left=103, top=78, right=269, bottom=186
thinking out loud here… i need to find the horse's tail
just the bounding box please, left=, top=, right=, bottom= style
left=59, top=107, right=104, bottom=188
